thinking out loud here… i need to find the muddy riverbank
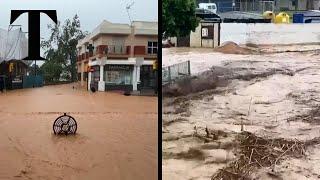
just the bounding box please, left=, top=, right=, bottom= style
left=163, top=45, right=320, bottom=180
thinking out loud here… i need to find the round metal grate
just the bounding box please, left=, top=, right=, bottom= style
left=53, top=113, right=77, bottom=135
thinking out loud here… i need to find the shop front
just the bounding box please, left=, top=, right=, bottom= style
left=104, top=64, right=133, bottom=91
left=0, top=60, right=27, bottom=90
left=87, top=58, right=155, bottom=93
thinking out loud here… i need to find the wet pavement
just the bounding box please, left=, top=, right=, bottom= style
left=163, top=46, right=320, bottom=180
left=0, top=83, right=158, bottom=180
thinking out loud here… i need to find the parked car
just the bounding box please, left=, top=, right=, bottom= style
left=198, top=3, right=217, bottom=14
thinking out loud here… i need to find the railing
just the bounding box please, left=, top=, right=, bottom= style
left=94, top=45, right=130, bottom=56
left=162, top=60, right=191, bottom=85
left=107, top=45, right=129, bottom=55
left=214, top=1, right=274, bottom=13
left=92, top=45, right=158, bottom=58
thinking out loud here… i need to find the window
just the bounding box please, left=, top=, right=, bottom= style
left=147, top=41, right=158, bottom=54
left=105, top=71, right=132, bottom=85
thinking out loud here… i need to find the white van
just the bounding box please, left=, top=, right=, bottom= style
left=199, top=3, right=217, bottom=14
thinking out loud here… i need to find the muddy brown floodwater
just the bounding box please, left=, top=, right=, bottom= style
left=163, top=45, right=320, bottom=180
left=0, top=83, right=158, bottom=180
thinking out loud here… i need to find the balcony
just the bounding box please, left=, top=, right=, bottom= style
left=107, top=45, right=130, bottom=55
left=134, top=46, right=157, bottom=59
left=93, top=45, right=157, bottom=59
left=95, top=45, right=130, bottom=58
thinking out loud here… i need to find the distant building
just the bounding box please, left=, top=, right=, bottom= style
left=196, top=0, right=320, bottom=12
left=277, top=0, right=320, bottom=11
left=0, top=28, right=29, bottom=90
left=76, top=20, right=158, bottom=93
left=175, top=12, right=221, bottom=48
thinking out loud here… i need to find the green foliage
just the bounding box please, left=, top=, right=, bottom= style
left=41, top=14, right=88, bottom=83
left=162, top=0, right=199, bottom=38
left=28, top=64, right=43, bottom=75
left=40, top=60, right=62, bottom=82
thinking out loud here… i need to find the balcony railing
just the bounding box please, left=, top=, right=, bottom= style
left=89, top=45, right=158, bottom=59
left=106, top=45, right=129, bottom=55
left=95, top=45, right=130, bottom=56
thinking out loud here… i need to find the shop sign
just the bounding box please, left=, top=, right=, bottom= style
left=202, top=28, right=208, bottom=37
left=153, top=61, right=157, bottom=70
left=12, top=76, right=22, bottom=83
left=106, top=65, right=132, bottom=71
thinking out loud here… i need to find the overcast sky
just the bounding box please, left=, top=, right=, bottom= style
left=0, top=0, right=158, bottom=41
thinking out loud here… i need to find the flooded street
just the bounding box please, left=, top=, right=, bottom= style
left=0, top=84, right=158, bottom=180
left=163, top=46, right=320, bottom=179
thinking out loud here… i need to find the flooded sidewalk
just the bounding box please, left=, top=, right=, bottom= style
left=0, top=84, right=158, bottom=180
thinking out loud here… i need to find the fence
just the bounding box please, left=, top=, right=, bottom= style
left=23, top=75, right=43, bottom=88
left=162, top=60, right=191, bottom=85
left=215, top=1, right=274, bottom=13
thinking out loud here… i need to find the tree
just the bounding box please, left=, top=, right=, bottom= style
left=28, top=64, right=43, bottom=75
left=162, top=0, right=199, bottom=38
left=40, top=60, right=62, bottom=82
left=41, top=14, right=88, bottom=82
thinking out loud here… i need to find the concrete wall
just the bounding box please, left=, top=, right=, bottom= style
left=190, top=25, right=202, bottom=47
left=213, top=23, right=220, bottom=47
left=220, top=23, right=320, bottom=45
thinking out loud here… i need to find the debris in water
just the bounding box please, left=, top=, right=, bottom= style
left=53, top=113, right=77, bottom=135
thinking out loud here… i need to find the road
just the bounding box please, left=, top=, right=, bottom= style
left=0, top=83, right=158, bottom=180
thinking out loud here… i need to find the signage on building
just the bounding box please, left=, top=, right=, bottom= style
left=201, top=23, right=214, bottom=26
left=201, top=26, right=214, bottom=39
left=9, top=63, right=14, bottom=72
left=12, top=76, right=22, bottom=83
left=153, top=61, right=157, bottom=70
left=202, top=28, right=208, bottom=37
left=106, top=65, right=132, bottom=71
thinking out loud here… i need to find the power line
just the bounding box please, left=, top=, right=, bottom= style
left=126, top=1, right=135, bottom=25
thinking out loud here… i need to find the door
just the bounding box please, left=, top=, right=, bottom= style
left=201, top=24, right=214, bottom=48
left=140, top=65, right=155, bottom=89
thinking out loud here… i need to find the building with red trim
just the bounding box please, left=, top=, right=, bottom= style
left=76, top=20, right=158, bottom=93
